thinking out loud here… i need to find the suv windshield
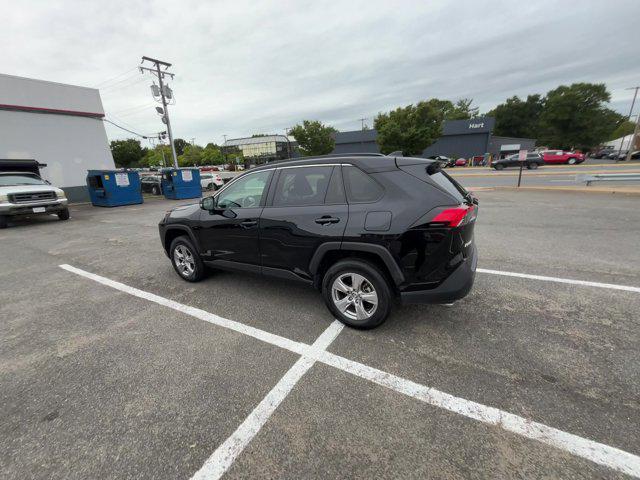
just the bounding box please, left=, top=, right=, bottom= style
left=0, top=174, right=47, bottom=186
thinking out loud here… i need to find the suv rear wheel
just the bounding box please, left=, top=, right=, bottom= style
left=170, top=235, right=205, bottom=282
left=322, top=259, right=392, bottom=329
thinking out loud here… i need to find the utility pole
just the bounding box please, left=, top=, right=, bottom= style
left=140, top=56, right=178, bottom=168
left=626, top=113, right=640, bottom=162
left=222, top=135, right=228, bottom=167
left=617, top=86, right=639, bottom=161
left=358, top=117, right=366, bottom=150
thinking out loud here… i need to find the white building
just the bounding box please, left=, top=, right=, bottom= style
left=0, top=73, right=115, bottom=201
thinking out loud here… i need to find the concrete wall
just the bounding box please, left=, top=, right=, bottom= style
left=0, top=74, right=115, bottom=202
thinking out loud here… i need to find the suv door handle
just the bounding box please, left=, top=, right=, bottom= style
left=315, top=216, right=340, bottom=225
left=240, top=219, right=258, bottom=228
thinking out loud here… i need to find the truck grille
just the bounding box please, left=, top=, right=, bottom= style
left=9, top=191, right=57, bottom=203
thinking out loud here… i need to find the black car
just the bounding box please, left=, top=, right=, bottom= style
left=158, top=155, right=478, bottom=328
left=141, top=175, right=162, bottom=195
left=492, top=153, right=544, bottom=170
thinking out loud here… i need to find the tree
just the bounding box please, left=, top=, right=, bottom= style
left=110, top=139, right=145, bottom=168
left=201, top=143, right=224, bottom=165
left=173, top=138, right=189, bottom=156
left=374, top=100, right=445, bottom=155
left=609, top=119, right=636, bottom=140
left=447, top=98, right=479, bottom=120
left=140, top=145, right=172, bottom=167
left=489, top=94, right=544, bottom=139
left=178, top=144, right=204, bottom=167
left=537, top=83, right=624, bottom=150
left=289, top=120, right=337, bottom=156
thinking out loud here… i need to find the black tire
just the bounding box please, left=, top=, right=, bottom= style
left=526, top=162, right=538, bottom=170
left=494, top=164, right=505, bottom=170
left=152, top=185, right=160, bottom=195
left=322, top=259, right=392, bottom=329
left=169, top=235, right=206, bottom=282
left=0, top=215, right=7, bottom=229
left=57, top=208, right=70, bottom=220
left=212, top=183, right=219, bottom=191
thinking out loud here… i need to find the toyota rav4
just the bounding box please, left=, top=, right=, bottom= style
left=158, top=155, right=478, bottom=328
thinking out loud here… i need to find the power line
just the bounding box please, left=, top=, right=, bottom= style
left=92, top=67, right=138, bottom=88
left=103, top=118, right=150, bottom=138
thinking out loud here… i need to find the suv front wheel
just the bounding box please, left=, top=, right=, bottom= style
left=170, top=236, right=206, bottom=282
left=322, top=259, right=392, bottom=329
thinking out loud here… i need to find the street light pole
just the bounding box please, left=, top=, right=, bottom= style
left=617, top=86, right=639, bottom=161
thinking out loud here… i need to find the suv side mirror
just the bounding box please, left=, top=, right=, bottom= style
left=200, top=196, right=215, bottom=211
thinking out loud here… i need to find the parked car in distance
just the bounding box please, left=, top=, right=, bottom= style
left=492, top=152, right=544, bottom=170
left=591, top=147, right=615, bottom=159
left=455, top=158, right=467, bottom=167
left=200, top=172, right=224, bottom=191
left=541, top=150, right=585, bottom=165
left=0, top=171, right=69, bottom=228
left=427, top=155, right=455, bottom=168
left=140, top=175, right=162, bottom=195
left=159, top=155, right=478, bottom=329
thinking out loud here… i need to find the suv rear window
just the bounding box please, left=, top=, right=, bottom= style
left=429, top=171, right=467, bottom=202
left=343, top=166, right=383, bottom=203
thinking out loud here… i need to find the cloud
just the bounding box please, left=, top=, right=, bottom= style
left=2, top=0, right=639, bottom=144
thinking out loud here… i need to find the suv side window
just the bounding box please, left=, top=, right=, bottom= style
left=343, top=166, right=383, bottom=203
left=273, top=166, right=332, bottom=207
left=217, top=170, right=271, bottom=208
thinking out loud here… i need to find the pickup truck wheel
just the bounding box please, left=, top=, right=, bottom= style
left=322, top=259, right=392, bottom=329
left=0, top=215, right=7, bottom=229
left=57, top=208, right=70, bottom=220
left=170, top=235, right=205, bottom=282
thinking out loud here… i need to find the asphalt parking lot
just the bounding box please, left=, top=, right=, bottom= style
left=1, top=190, right=639, bottom=479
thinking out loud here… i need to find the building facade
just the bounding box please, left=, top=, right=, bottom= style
left=0, top=73, right=114, bottom=202
left=332, top=117, right=536, bottom=159
left=222, top=135, right=294, bottom=166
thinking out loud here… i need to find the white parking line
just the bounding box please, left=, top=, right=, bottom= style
left=191, top=321, right=343, bottom=480
left=59, top=264, right=640, bottom=478
left=477, top=268, right=640, bottom=293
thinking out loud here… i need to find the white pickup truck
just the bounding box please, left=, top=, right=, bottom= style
left=0, top=171, right=69, bottom=228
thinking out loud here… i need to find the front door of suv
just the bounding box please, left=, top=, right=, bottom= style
left=259, top=165, right=348, bottom=282
left=196, top=169, right=273, bottom=268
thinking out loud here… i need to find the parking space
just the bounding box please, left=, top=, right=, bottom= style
left=1, top=190, right=639, bottom=479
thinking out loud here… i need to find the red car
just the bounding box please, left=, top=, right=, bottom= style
left=541, top=150, right=585, bottom=165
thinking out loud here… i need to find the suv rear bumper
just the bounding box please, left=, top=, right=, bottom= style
left=400, top=244, right=477, bottom=305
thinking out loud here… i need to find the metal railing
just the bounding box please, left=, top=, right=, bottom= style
left=577, top=173, right=640, bottom=186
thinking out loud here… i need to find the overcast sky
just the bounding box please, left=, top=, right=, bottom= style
left=2, top=0, right=639, bottom=145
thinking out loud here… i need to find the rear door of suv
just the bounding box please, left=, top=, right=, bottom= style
left=259, top=165, right=348, bottom=281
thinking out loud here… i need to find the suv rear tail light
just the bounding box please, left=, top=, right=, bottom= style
left=430, top=205, right=475, bottom=227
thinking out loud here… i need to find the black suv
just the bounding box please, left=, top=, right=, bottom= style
left=159, top=155, right=478, bottom=328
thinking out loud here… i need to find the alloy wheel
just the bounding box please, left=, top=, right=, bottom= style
left=174, top=244, right=195, bottom=277
left=331, top=272, right=378, bottom=321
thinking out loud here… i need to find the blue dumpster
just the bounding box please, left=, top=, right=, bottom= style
left=86, top=170, right=143, bottom=207
left=161, top=168, right=202, bottom=200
